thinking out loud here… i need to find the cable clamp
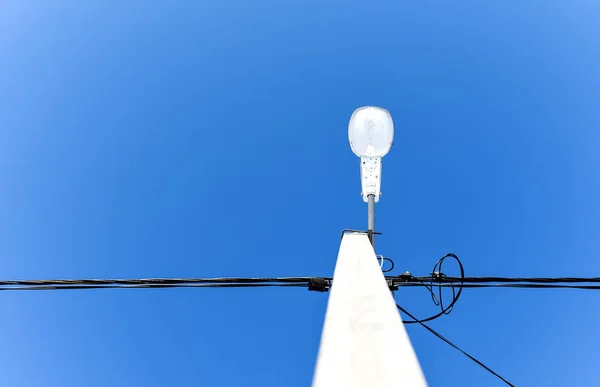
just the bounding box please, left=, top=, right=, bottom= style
left=308, top=277, right=330, bottom=292
left=431, top=271, right=444, bottom=282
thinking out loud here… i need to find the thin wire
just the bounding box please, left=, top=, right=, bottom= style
left=377, top=256, right=395, bottom=273
left=402, top=253, right=465, bottom=324
left=397, top=304, right=515, bottom=387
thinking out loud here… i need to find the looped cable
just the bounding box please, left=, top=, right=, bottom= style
left=402, top=253, right=465, bottom=324
left=376, top=255, right=395, bottom=273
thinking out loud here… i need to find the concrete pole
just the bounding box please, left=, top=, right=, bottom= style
left=312, top=232, right=427, bottom=387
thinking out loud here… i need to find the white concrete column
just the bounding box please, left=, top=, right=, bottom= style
left=312, top=232, right=427, bottom=387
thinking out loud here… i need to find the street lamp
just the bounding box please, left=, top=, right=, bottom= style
left=348, top=106, right=394, bottom=248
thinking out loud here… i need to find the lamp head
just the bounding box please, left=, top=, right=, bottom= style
left=348, top=106, right=394, bottom=158
left=348, top=106, right=394, bottom=203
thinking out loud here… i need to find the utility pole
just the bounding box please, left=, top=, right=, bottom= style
left=312, top=107, right=426, bottom=386
left=312, top=232, right=426, bottom=386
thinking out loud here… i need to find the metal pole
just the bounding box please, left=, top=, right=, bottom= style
left=367, top=194, right=375, bottom=248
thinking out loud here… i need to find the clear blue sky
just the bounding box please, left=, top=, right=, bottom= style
left=1, top=1, right=599, bottom=386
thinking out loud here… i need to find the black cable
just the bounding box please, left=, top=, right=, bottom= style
left=396, top=283, right=600, bottom=290
left=6, top=281, right=600, bottom=291
left=2, top=274, right=600, bottom=292
left=409, top=276, right=600, bottom=284
left=5, top=282, right=600, bottom=291
left=402, top=253, right=465, bottom=324
left=377, top=257, right=395, bottom=273
left=0, top=277, right=316, bottom=286
left=397, top=304, right=515, bottom=387
left=0, top=277, right=324, bottom=291
left=0, top=283, right=307, bottom=291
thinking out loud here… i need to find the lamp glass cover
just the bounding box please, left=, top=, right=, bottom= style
left=348, top=106, right=394, bottom=157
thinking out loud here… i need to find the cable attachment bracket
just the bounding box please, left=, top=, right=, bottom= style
left=308, top=277, right=330, bottom=292
left=340, top=229, right=382, bottom=240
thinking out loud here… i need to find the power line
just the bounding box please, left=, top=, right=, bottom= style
left=396, top=304, right=515, bottom=387
left=0, top=283, right=307, bottom=291
left=2, top=275, right=600, bottom=291
left=0, top=277, right=314, bottom=286
left=403, top=276, right=600, bottom=284
left=436, top=276, right=600, bottom=283
left=397, top=282, right=600, bottom=290
left=0, top=277, right=315, bottom=291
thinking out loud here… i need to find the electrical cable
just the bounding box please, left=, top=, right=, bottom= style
left=397, top=304, right=515, bottom=387
left=0, top=283, right=306, bottom=291
left=0, top=277, right=315, bottom=286
left=1, top=274, right=600, bottom=292
left=377, top=256, right=395, bottom=273
left=400, top=253, right=465, bottom=324
left=396, top=283, right=600, bottom=290
left=409, top=276, right=600, bottom=284
left=0, top=277, right=320, bottom=291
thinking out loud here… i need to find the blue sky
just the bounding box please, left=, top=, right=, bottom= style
left=1, top=1, right=599, bottom=386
